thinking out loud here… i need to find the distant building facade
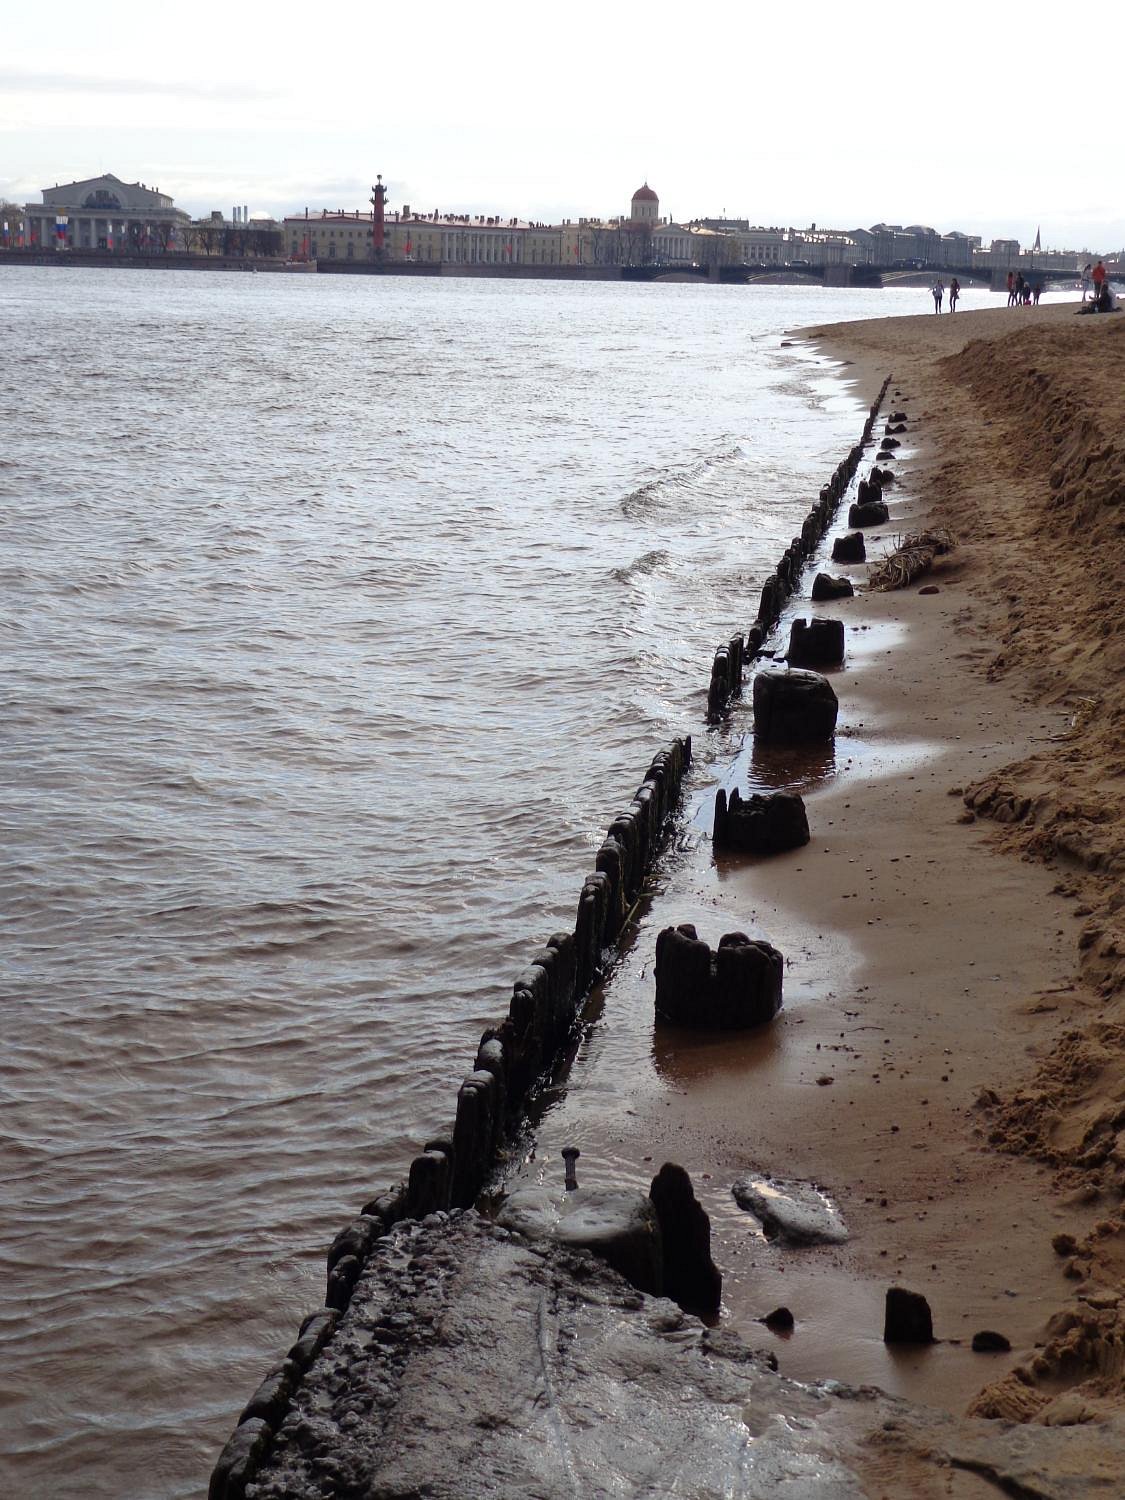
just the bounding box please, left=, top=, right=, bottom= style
left=283, top=208, right=564, bottom=265
left=276, top=186, right=1084, bottom=279
left=23, top=173, right=190, bottom=251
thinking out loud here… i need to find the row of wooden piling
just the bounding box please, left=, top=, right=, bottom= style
left=705, top=375, right=892, bottom=718
left=326, top=737, right=692, bottom=1297
left=213, top=379, right=895, bottom=1500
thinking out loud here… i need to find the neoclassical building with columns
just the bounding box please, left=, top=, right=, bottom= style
left=22, top=174, right=190, bottom=251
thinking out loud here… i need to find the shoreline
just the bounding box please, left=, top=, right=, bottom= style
left=212, top=300, right=1123, bottom=1493
left=496, top=306, right=1117, bottom=1416
left=0, top=253, right=1018, bottom=289
left=208, top=374, right=891, bottom=1498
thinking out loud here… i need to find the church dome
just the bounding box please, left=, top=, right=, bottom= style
left=632, top=183, right=658, bottom=203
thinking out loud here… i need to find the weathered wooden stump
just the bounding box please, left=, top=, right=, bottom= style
left=752, top=667, right=838, bottom=741
left=831, top=532, right=866, bottom=564
left=713, top=788, right=810, bottom=855
left=847, top=499, right=889, bottom=528
left=649, top=1163, right=722, bottom=1314
left=811, top=572, right=854, bottom=602
left=787, top=617, right=845, bottom=669
left=884, top=1287, right=934, bottom=1345
left=654, top=924, right=783, bottom=1029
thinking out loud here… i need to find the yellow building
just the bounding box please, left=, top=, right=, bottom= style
left=283, top=183, right=668, bottom=269
left=282, top=208, right=564, bottom=266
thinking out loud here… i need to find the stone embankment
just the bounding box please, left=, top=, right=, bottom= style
left=221, top=1212, right=1125, bottom=1499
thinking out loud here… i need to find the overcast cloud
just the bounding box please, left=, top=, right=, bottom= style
left=2, top=1, right=1119, bottom=251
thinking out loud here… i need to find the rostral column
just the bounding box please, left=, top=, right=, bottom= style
left=370, top=175, right=387, bottom=262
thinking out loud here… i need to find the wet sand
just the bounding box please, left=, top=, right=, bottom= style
left=519, top=299, right=1124, bottom=1423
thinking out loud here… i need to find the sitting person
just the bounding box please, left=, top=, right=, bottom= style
left=1078, top=283, right=1117, bottom=314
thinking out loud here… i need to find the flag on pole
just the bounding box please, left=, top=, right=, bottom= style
left=55, top=215, right=68, bottom=247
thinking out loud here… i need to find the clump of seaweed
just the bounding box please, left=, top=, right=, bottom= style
left=868, top=529, right=957, bottom=590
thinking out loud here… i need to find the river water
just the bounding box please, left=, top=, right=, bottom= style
left=0, top=268, right=997, bottom=1497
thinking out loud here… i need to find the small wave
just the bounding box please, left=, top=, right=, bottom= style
left=611, top=548, right=669, bottom=583
left=620, top=443, right=743, bottom=519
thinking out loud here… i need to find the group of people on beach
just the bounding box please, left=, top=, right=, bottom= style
left=1006, top=271, right=1043, bottom=306
left=931, top=277, right=960, bottom=312
left=928, top=261, right=1114, bottom=315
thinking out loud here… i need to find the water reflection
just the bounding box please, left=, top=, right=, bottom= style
left=745, top=736, right=838, bottom=795
left=651, top=1014, right=783, bottom=1086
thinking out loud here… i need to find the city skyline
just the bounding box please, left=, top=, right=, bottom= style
left=2, top=3, right=1121, bottom=251
left=6, top=174, right=1104, bottom=265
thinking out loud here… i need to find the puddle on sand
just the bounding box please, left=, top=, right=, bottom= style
left=744, top=738, right=838, bottom=797
left=695, top=727, right=942, bottom=845
left=711, top=1233, right=1029, bottom=1414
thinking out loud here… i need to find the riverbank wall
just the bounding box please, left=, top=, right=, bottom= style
left=0, top=248, right=869, bottom=286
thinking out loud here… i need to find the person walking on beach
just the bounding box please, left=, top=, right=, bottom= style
left=1007, top=270, right=1017, bottom=306
left=932, top=279, right=944, bottom=312
left=1081, top=262, right=1092, bottom=300
left=1032, top=281, right=1042, bottom=305
left=1015, top=272, right=1026, bottom=306
left=1092, top=260, right=1107, bottom=300
left=949, top=277, right=960, bottom=312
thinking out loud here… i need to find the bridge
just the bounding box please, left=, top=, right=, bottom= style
left=635, top=261, right=1082, bottom=291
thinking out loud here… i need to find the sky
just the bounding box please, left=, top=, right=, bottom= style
left=1, top=3, right=1119, bottom=252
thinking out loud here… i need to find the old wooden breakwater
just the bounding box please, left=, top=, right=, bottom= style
left=210, top=736, right=691, bottom=1497
left=210, top=377, right=895, bottom=1500
left=706, top=375, right=893, bottom=717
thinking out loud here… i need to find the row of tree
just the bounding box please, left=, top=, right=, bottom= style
left=180, top=223, right=283, bottom=258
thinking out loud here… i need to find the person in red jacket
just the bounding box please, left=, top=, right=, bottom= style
left=1092, top=260, right=1107, bottom=295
